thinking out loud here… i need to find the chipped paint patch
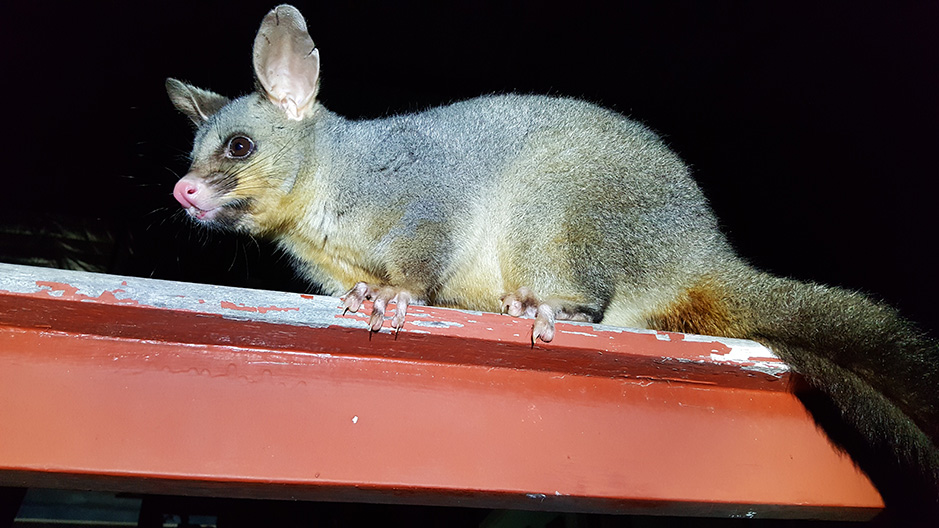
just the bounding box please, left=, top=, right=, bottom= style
left=34, top=281, right=142, bottom=306
left=698, top=335, right=788, bottom=378
left=1, top=263, right=346, bottom=331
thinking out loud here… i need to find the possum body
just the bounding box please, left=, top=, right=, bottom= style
left=168, top=4, right=938, bottom=519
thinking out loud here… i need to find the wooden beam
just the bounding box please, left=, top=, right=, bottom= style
left=0, top=263, right=882, bottom=520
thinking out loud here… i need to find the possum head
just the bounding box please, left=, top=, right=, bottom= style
left=167, top=4, right=320, bottom=235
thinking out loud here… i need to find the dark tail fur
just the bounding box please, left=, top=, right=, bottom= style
left=648, top=265, right=938, bottom=521
left=733, top=269, right=939, bottom=521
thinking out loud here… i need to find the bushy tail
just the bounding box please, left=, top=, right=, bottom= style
left=646, top=263, right=938, bottom=520
left=732, top=269, right=939, bottom=520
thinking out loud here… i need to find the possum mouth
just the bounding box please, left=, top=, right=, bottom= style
left=185, top=198, right=251, bottom=227
left=186, top=205, right=218, bottom=221
left=183, top=202, right=227, bottom=223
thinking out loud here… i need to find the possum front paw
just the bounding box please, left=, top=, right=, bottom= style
left=500, top=287, right=556, bottom=343
left=501, top=288, right=599, bottom=344
left=342, top=282, right=413, bottom=334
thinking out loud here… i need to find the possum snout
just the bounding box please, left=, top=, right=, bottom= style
left=173, top=174, right=222, bottom=221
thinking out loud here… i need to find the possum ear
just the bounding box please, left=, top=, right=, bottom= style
left=166, top=78, right=230, bottom=125
left=253, top=4, right=320, bottom=121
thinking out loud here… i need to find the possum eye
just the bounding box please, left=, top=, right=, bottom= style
left=225, top=135, right=255, bottom=159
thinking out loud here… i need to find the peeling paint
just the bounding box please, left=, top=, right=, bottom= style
left=33, top=281, right=142, bottom=306
left=700, top=335, right=787, bottom=378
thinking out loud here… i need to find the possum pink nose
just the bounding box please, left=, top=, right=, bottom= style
left=173, top=176, right=206, bottom=209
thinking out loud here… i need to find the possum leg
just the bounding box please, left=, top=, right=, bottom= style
left=342, top=282, right=414, bottom=333
left=501, top=287, right=599, bottom=343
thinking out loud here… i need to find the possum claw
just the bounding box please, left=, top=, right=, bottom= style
left=368, top=290, right=388, bottom=332
left=390, top=291, right=412, bottom=332
left=532, top=303, right=557, bottom=343
left=342, top=282, right=370, bottom=314
left=500, top=287, right=539, bottom=318
left=501, top=287, right=600, bottom=343
left=502, top=287, right=556, bottom=343
left=341, top=282, right=413, bottom=334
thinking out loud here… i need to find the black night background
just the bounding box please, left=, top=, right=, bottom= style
left=2, top=1, right=937, bottom=337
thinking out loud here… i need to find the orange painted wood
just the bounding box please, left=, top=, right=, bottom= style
left=0, top=263, right=882, bottom=520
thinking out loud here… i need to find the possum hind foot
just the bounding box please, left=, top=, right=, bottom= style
left=500, top=287, right=599, bottom=343
left=342, top=282, right=415, bottom=334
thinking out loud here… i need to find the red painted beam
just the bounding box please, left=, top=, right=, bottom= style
left=0, top=263, right=882, bottom=520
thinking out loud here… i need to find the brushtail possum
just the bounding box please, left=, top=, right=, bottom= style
left=168, top=4, right=938, bottom=519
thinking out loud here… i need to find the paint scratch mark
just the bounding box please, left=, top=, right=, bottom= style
left=220, top=301, right=300, bottom=314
